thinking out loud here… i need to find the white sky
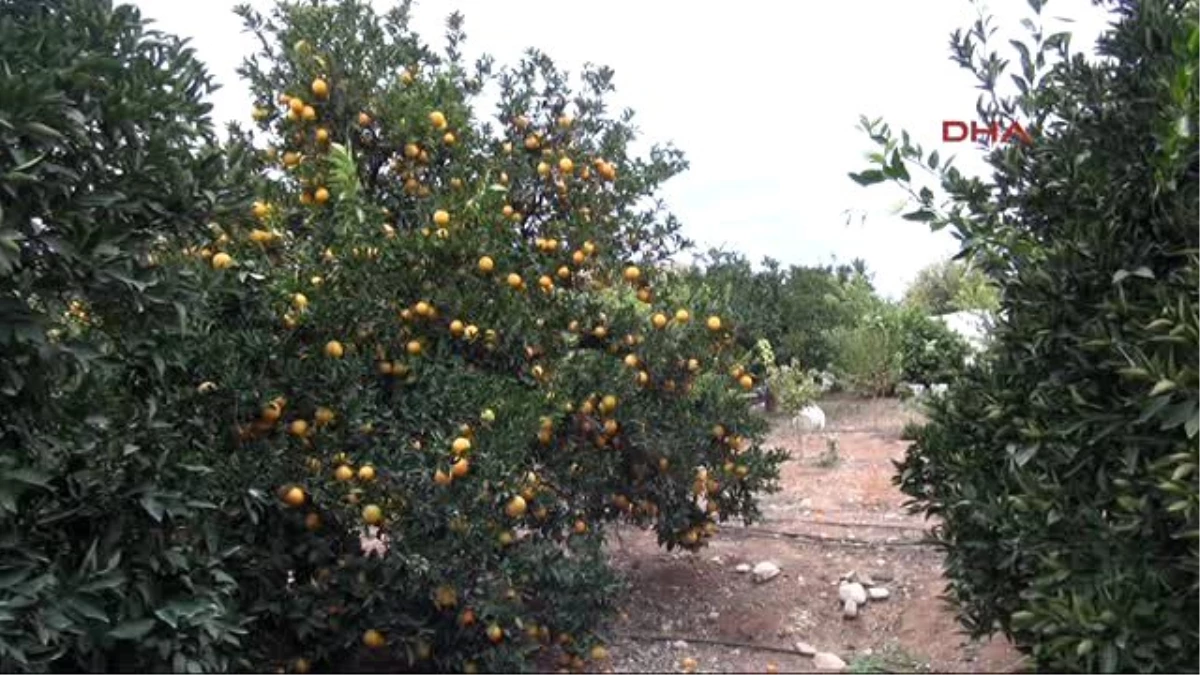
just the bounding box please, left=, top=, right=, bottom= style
left=134, top=0, right=1111, bottom=298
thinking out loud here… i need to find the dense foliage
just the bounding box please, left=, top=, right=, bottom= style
left=853, top=0, right=1199, bottom=671
left=902, top=258, right=1000, bottom=314
left=0, top=0, right=792, bottom=672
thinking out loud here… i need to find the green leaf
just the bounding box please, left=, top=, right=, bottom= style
left=902, top=209, right=937, bottom=223
left=848, top=170, right=887, bottom=186
left=108, top=618, right=156, bottom=640
left=1149, top=379, right=1177, bottom=397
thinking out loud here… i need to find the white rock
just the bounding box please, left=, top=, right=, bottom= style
left=868, top=587, right=890, bottom=601
left=795, top=641, right=817, bottom=657
left=752, top=561, right=781, bottom=583
left=735, top=563, right=752, bottom=574
left=813, top=652, right=847, bottom=671
left=707, top=611, right=720, bottom=622
left=671, top=640, right=689, bottom=650
left=859, top=574, right=876, bottom=587
left=842, top=599, right=859, bottom=619
left=838, top=581, right=868, bottom=605
left=799, top=497, right=813, bottom=509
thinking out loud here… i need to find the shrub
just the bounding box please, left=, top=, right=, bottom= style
left=829, top=306, right=904, bottom=397
left=177, top=1, right=788, bottom=671
left=896, top=307, right=971, bottom=385
left=0, top=1, right=252, bottom=671
left=752, top=339, right=819, bottom=415
left=853, top=0, right=1199, bottom=671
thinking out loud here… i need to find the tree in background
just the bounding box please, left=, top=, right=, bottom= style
left=902, top=257, right=1000, bottom=314
left=852, top=0, right=1198, bottom=671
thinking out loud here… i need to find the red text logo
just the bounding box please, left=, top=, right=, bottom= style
left=942, top=120, right=1032, bottom=145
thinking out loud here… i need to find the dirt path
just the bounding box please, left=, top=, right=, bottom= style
left=599, top=397, right=1024, bottom=674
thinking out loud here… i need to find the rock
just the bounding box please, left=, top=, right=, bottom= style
left=735, top=563, right=752, bottom=574
left=710, top=556, right=723, bottom=565
left=707, top=611, right=720, bottom=622
left=838, top=581, right=868, bottom=605
left=752, top=561, right=781, bottom=583
left=840, top=570, right=858, bottom=583
left=858, top=573, right=876, bottom=587
left=874, top=557, right=886, bottom=567
left=799, top=497, right=813, bottom=509
left=672, top=640, right=690, bottom=650
left=794, top=642, right=817, bottom=657
left=868, top=586, right=890, bottom=601
left=813, top=652, right=847, bottom=671
left=842, top=599, right=859, bottom=619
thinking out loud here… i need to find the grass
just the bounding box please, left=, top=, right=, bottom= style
left=847, top=642, right=931, bottom=674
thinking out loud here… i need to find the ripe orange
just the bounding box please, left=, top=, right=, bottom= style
left=448, top=319, right=465, bottom=337
left=304, top=512, right=321, bottom=531
left=739, top=374, right=754, bottom=390
left=459, top=608, right=477, bottom=627
left=335, top=465, right=354, bottom=482
left=357, top=111, right=371, bottom=126
left=558, top=114, right=574, bottom=128
left=283, top=487, right=306, bottom=507
left=451, top=458, right=469, bottom=478
left=362, top=629, right=386, bottom=649
left=314, top=406, right=334, bottom=425
left=623, top=354, right=639, bottom=368
left=623, top=265, right=641, bottom=282
left=600, top=394, right=618, bottom=414
left=680, top=657, right=698, bottom=673
left=572, top=519, right=588, bottom=534
left=712, top=424, right=727, bottom=438
left=211, top=253, right=233, bottom=270
left=498, top=530, right=514, bottom=546
left=400, top=68, right=415, bottom=85
left=651, top=313, right=668, bottom=329
left=282, top=151, right=301, bottom=168
left=291, top=293, right=309, bottom=311
left=582, top=240, right=597, bottom=256
left=506, top=495, right=528, bottom=518
left=451, top=436, right=472, bottom=456
left=675, top=309, right=691, bottom=323
left=406, top=340, right=422, bottom=356
left=289, top=419, right=309, bottom=437
left=301, top=106, right=316, bottom=121
left=706, top=316, right=722, bottom=331
left=314, top=187, right=330, bottom=204
left=537, top=161, right=551, bottom=177
left=486, top=623, right=504, bottom=644
left=558, top=157, right=574, bottom=174
left=572, top=250, right=586, bottom=266
left=289, top=97, right=305, bottom=114
left=262, top=403, right=283, bottom=423
left=324, top=340, right=344, bottom=358
left=310, top=78, right=328, bottom=98
left=315, top=128, right=329, bottom=144
left=362, top=504, right=383, bottom=525
left=478, top=256, right=495, bottom=273
left=429, top=110, right=447, bottom=129
left=357, top=465, right=376, bottom=481
left=506, top=273, right=523, bottom=289
left=432, top=209, right=450, bottom=226
left=433, top=468, right=452, bottom=485
left=524, top=134, right=540, bottom=150
left=443, top=132, right=456, bottom=146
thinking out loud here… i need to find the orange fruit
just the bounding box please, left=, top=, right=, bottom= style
left=324, top=340, right=344, bottom=358
left=315, top=128, right=329, bottom=144
left=301, top=106, right=316, bottom=121
left=623, top=354, right=639, bottom=368
left=450, top=458, right=469, bottom=478
left=573, top=519, right=588, bottom=534
left=706, top=316, right=722, bottom=331
left=433, top=468, right=452, bottom=486
left=289, top=419, right=309, bottom=437
left=739, top=374, right=754, bottom=390
left=289, top=97, right=305, bottom=114
left=406, top=340, right=422, bottom=356
left=357, top=465, right=376, bottom=481
left=311, top=78, right=328, bottom=98
left=478, top=256, right=495, bottom=273
left=432, top=209, right=450, bottom=226
left=362, top=629, right=386, bottom=649
left=451, top=437, right=471, bottom=455
left=283, top=487, right=306, bottom=507
left=429, top=110, right=447, bottom=129
left=675, top=309, right=691, bottom=323
left=600, top=395, right=618, bottom=414
left=335, top=465, right=354, bottom=482
left=262, top=403, right=283, bottom=423
left=558, top=157, right=574, bottom=174
left=623, top=265, right=640, bottom=282
left=506, top=273, right=523, bottom=289
left=362, top=504, right=383, bottom=525
left=314, top=406, right=334, bottom=425
left=210, top=253, right=233, bottom=270
left=314, top=187, right=330, bottom=204
left=459, top=608, right=477, bottom=627
left=357, top=112, right=371, bottom=126
left=449, top=320, right=465, bottom=337
left=591, top=646, right=609, bottom=661
left=304, top=512, right=321, bottom=531
left=486, top=623, right=504, bottom=644
left=505, top=495, right=527, bottom=518
left=443, top=132, right=456, bottom=145
left=652, top=313, right=668, bottom=329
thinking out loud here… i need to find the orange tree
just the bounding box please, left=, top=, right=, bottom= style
left=178, top=0, right=786, bottom=671
left=0, top=1, right=255, bottom=672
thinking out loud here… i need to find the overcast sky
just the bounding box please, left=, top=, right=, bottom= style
left=133, top=0, right=1111, bottom=298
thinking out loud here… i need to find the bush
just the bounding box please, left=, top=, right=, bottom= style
left=0, top=1, right=252, bottom=671
left=896, top=307, right=971, bottom=385
left=828, top=305, right=904, bottom=397
left=174, top=1, right=788, bottom=672
left=853, top=0, right=1199, bottom=671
